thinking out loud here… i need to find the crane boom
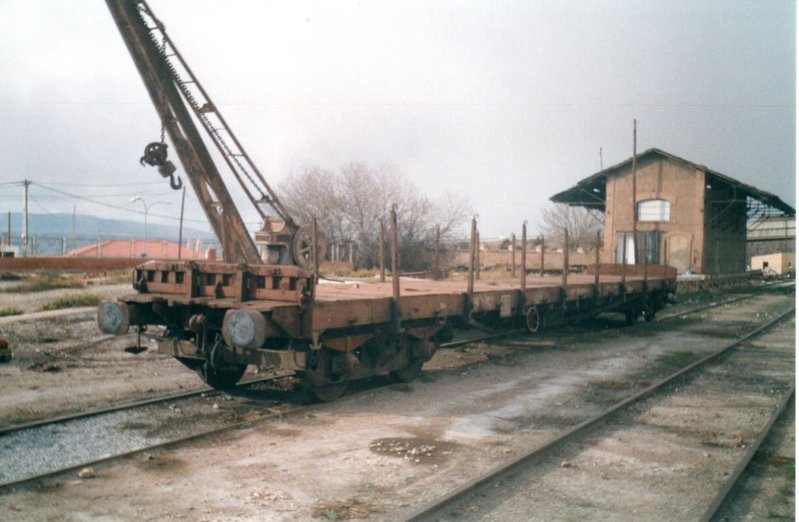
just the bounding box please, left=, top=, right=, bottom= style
left=105, top=0, right=301, bottom=264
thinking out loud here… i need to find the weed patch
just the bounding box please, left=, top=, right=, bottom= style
left=5, top=274, right=85, bottom=293
left=37, top=293, right=102, bottom=311
left=0, top=307, right=23, bottom=317
left=312, top=497, right=383, bottom=520
left=6, top=409, right=47, bottom=424
left=654, top=351, right=696, bottom=369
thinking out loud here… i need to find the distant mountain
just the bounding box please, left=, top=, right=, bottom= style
left=0, top=213, right=218, bottom=255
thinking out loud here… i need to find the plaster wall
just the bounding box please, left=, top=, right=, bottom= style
left=603, top=156, right=705, bottom=273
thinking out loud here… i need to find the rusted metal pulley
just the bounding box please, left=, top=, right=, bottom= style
left=291, top=223, right=328, bottom=270
left=139, top=141, right=182, bottom=190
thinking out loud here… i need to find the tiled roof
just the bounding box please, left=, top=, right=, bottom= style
left=68, top=240, right=206, bottom=259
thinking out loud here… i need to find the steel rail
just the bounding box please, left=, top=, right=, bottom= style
left=699, top=385, right=795, bottom=522
left=404, top=306, right=795, bottom=521
left=0, top=372, right=292, bottom=437
left=655, top=280, right=792, bottom=322
left=0, top=399, right=305, bottom=492
left=0, top=369, right=371, bottom=491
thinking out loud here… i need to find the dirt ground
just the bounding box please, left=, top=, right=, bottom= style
left=0, top=279, right=794, bottom=520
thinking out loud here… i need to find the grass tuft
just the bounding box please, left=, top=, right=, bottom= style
left=0, top=307, right=24, bottom=317
left=37, top=293, right=103, bottom=312
left=5, top=274, right=86, bottom=293
left=654, top=351, right=696, bottom=369
left=6, top=409, right=47, bottom=424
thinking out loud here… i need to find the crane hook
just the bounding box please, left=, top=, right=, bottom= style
left=140, top=141, right=182, bottom=191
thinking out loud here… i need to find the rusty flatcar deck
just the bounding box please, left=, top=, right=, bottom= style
left=123, top=263, right=674, bottom=344
left=121, top=260, right=675, bottom=330
left=100, top=261, right=676, bottom=397
left=316, top=273, right=651, bottom=299
left=100, top=260, right=678, bottom=396
left=309, top=271, right=674, bottom=331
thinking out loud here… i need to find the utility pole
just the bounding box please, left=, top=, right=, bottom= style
left=22, top=179, right=30, bottom=257
left=72, top=204, right=77, bottom=253
left=631, top=120, right=638, bottom=264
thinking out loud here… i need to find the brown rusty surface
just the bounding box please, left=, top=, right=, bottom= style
left=314, top=273, right=657, bottom=301
left=0, top=257, right=141, bottom=272
left=117, top=263, right=675, bottom=334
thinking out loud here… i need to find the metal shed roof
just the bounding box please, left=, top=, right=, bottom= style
left=550, top=148, right=795, bottom=217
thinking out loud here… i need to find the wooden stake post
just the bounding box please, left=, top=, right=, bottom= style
left=511, top=233, right=517, bottom=278
left=379, top=220, right=386, bottom=283
left=520, top=222, right=527, bottom=291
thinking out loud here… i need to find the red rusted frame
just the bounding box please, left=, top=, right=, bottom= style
left=133, top=260, right=312, bottom=303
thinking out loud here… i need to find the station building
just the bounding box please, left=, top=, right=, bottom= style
left=551, top=148, right=795, bottom=274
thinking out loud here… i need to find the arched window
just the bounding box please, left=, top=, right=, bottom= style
left=637, top=199, right=670, bottom=222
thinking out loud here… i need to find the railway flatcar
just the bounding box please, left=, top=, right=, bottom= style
left=98, top=260, right=675, bottom=401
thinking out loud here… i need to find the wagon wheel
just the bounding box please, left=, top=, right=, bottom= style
left=196, top=360, right=247, bottom=390
left=291, top=223, right=328, bottom=270
left=302, top=379, right=347, bottom=402
left=525, top=305, right=542, bottom=333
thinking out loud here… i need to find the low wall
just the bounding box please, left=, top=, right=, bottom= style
left=585, top=263, right=677, bottom=280
left=451, top=250, right=597, bottom=271
left=675, top=272, right=754, bottom=294
left=0, top=257, right=144, bottom=272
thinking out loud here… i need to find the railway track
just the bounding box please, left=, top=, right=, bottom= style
left=2, top=283, right=790, bottom=497
left=0, top=373, right=298, bottom=490
left=405, top=306, right=795, bottom=520
left=0, top=371, right=296, bottom=437
left=8, top=280, right=777, bottom=435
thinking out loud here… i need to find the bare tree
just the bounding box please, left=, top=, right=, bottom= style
left=540, top=204, right=603, bottom=249
left=281, top=163, right=471, bottom=271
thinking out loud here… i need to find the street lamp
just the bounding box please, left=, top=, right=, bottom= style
left=130, top=195, right=171, bottom=257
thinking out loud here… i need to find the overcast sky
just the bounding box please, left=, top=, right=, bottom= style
left=0, top=0, right=794, bottom=238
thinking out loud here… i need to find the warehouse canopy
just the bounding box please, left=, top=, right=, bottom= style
left=550, top=148, right=795, bottom=218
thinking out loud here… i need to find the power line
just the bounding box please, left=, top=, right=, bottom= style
left=0, top=190, right=169, bottom=199
left=40, top=180, right=166, bottom=188
left=30, top=181, right=209, bottom=224
left=2, top=180, right=262, bottom=230
left=28, top=192, right=55, bottom=215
